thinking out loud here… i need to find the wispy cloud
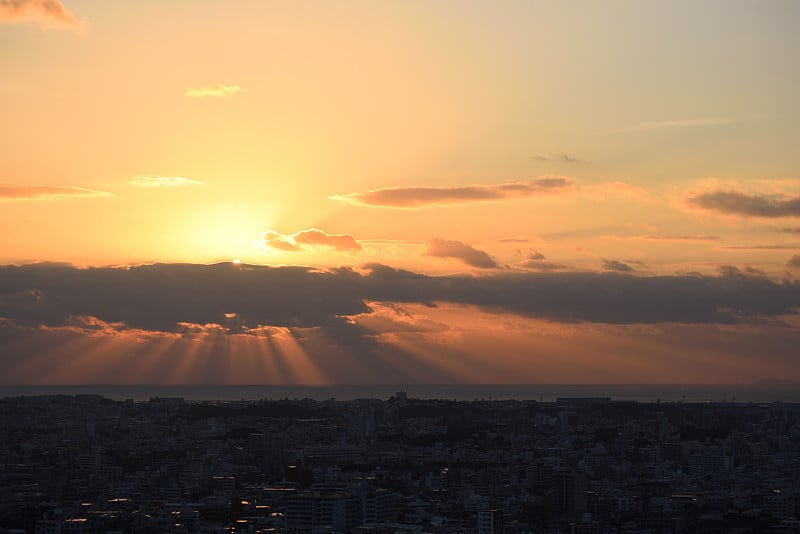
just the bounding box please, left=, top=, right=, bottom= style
left=258, top=228, right=362, bottom=253
left=331, top=177, right=573, bottom=209
left=621, top=114, right=760, bottom=133
left=788, top=255, right=800, bottom=269
left=185, top=84, right=242, bottom=98
left=532, top=154, right=579, bottom=163
left=333, top=178, right=663, bottom=208
left=128, top=176, right=203, bottom=188
left=0, top=182, right=111, bottom=201
left=640, top=234, right=718, bottom=242
left=602, top=234, right=719, bottom=242
left=424, top=239, right=497, bottom=269
left=722, top=245, right=799, bottom=250
left=688, top=189, right=800, bottom=218
left=0, top=0, right=84, bottom=31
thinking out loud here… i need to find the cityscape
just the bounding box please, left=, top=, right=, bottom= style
left=1, top=391, right=798, bottom=533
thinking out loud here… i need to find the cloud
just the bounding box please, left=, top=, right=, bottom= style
left=0, top=182, right=111, bottom=201
left=601, top=259, right=637, bottom=273
left=519, top=251, right=565, bottom=272
left=639, top=234, right=718, bottom=242
left=602, top=234, right=718, bottom=243
left=719, top=265, right=767, bottom=279
left=293, top=230, right=361, bottom=252
left=333, top=178, right=660, bottom=208
left=780, top=227, right=800, bottom=234
left=127, top=176, right=203, bottom=188
left=0, top=262, right=798, bottom=336
left=424, top=239, right=497, bottom=269
left=688, top=189, right=800, bottom=218
left=185, top=84, right=242, bottom=98
left=531, top=154, right=579, bottom=163
left=528, top=251, right=545, bottom=261
left=497, top=237, right=529, bottom=243
left=3, top=264, right=800, bottom=385
left=621, top=115, right=760, bottom=133
left=331, top=177, right=573, bottom=208
left=0, top=0, right=83, bottom=30
left=722, top=245, right=799, bottom=250
left=349, top=302, right=449, bottom=336
left=258, top=228, right=362, bottom=253
left=259, top=232, right=302, bottom=252
left=788, top=255, right=800, bottom=269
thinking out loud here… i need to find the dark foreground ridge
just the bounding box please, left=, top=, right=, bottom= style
left=0, top=393, right=798, bottom=533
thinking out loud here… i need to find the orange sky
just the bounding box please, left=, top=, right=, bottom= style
left=1, top=1, right=799, bottom=384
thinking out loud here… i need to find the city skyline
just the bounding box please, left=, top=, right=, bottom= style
left=2, top=0, right=799, bottom=384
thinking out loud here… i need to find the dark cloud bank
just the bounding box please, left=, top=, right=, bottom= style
left=1, top=262, right=799, bottom=334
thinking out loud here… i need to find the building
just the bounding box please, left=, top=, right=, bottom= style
left=478, top=509, right=501, bottom=534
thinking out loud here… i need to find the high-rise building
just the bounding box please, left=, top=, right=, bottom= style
left=478, top=509, right=501, bottom=534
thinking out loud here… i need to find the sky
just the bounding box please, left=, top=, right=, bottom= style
left=1, top=0, right=799, bottom=385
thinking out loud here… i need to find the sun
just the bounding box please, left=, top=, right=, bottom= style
left=232, top=259, right=242, bottom=265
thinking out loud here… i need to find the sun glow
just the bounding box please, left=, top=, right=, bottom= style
left=161, top=203, right=277, bottom=264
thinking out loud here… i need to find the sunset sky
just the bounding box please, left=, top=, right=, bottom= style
left=2, top=0, right=799, bottom=385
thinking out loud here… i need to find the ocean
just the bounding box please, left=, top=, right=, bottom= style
left=0, top=384, right=797, bottom=403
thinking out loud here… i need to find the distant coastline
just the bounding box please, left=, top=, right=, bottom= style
left=1, top=383, right=797, bottom=403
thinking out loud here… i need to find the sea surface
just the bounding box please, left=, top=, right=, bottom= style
left=0, top=384, right=797, bottom=403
